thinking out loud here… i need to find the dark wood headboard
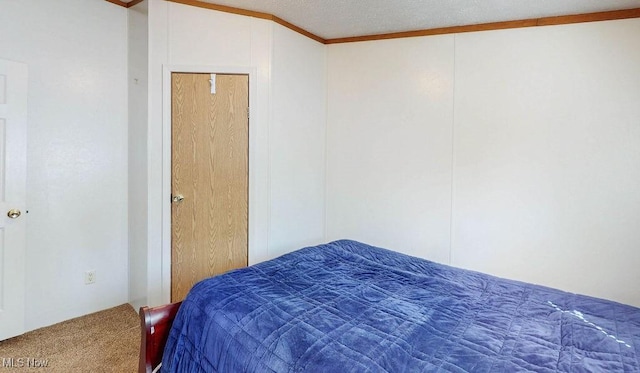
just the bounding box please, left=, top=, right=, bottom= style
left=139, top=302, right=182, bottom=373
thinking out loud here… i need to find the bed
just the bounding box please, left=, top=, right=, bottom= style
left=140, top=240, right=640, bottom=372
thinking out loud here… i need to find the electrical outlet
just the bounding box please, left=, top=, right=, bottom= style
left=85, top=270, right=96, bottom=285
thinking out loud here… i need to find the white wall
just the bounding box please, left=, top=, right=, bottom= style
left=452, top=19, right=640, bottom=306
left=269, top=23, right=326, bottom=257
left=326, top=18, right=640, bottom=307
left=0, top=0, right=129, bottom=329
left=138, top=1, right=327, bottom=306
left=326, top=36, right=454, bottom=264
left=145, top=0, right=169, bottom=308
left=5, top=0, right=632, bottom=328
left=128, top=0, right=149, bottom=310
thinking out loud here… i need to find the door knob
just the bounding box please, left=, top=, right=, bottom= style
left=172, top=194, right=184, bottom=203
left=7, top=209, right=21, bottom=219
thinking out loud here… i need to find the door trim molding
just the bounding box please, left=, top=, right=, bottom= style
left=161, top=65, right=257, bottom=304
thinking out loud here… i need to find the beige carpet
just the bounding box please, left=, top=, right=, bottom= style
left=0, top=304, right=139, bottom=372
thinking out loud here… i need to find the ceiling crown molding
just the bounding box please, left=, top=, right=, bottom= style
left=106, top=0, right=146, bottom=8
left=167, top=0, right=326, bottom=43
left=105, top=1, right=640, bottom=45
left=326, top=7, right=640, bottom=44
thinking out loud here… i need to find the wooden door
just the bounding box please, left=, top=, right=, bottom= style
left=171, top=73, right=248, bottom=302
left=0, top=59, right=27, bottom=340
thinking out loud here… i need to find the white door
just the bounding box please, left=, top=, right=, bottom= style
left=0, top=59, right=27, bottom=340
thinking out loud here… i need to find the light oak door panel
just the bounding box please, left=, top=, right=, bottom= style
left=171, top=73, right=248, bottom=302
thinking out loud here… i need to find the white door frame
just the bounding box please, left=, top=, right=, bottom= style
left=161, top=65, right=257, bottom=304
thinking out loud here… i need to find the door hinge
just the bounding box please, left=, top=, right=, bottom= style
left=247, top=107, right=250, bottom=119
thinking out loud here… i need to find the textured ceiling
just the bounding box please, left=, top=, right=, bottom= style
left=182, top=0, right=640, bottom=39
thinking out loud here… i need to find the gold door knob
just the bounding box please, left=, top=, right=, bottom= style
left=7, top=209, right=21, bottom=219
left=172, top=194, right=184, bottom=203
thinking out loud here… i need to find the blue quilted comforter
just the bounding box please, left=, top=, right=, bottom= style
left=162, top=240, right=640, bottom=372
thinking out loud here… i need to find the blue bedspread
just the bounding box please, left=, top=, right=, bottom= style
left=162, top=240, right=640, bottom=372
